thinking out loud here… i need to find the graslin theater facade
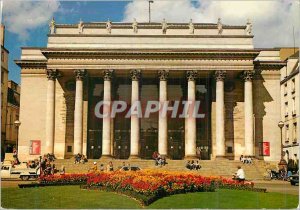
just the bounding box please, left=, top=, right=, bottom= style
left=16, top=19, right=285, bottom=161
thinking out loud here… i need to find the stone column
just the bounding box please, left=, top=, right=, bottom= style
left=102, top=70, right=113, bottom=157
left=130, top=70, right=141, bottom=158
left=243, top=70, right=254, bottom=156
left=185, top=71, right=198, bottom=158
left=73, top=70, right=87, bottom=154
left=158, top=70, right=169, bottom=156
left=45, top=69, right=60, bottom=154
left=215, top=70, right=226, bottom=157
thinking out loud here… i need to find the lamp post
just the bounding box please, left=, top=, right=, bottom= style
left=14, top=120, right=21, bottom=151
left=278, top=121, right=287, bottom=169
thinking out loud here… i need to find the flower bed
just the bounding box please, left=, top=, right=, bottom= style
left=39, top=170, right=262, bottom=205
left=39, top=173, right=90, bottom=185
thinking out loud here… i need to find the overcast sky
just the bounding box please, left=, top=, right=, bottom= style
left=2, top=0, right=300, bottom=83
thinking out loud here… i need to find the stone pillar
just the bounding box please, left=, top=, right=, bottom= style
left=45, top=69, right=60, bottom=154
left=185, top=71, right=198, bottom=158
left=102, top=70, right=113, bottom=157
left=158, top=70, right=169, bottom=156
left=130, top=70, right=141, bottom=158
left=215, top=70, right=226, bottom=157
left=243, top=70, right=254, bottom=156
left=73, top=70, right=87, bottom=154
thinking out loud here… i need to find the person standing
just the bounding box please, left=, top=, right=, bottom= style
left=196, top=147, right=201, bottom=160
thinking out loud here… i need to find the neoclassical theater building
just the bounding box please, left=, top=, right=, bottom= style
left=16, top=20, right=286, bottom=161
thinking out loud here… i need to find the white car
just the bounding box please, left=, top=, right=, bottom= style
left=1, top=164, right=40, bottom=180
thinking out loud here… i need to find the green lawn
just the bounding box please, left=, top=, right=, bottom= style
left=148, top=189, right=299, bottom=209
left=1, top=186, right=298, bottom=209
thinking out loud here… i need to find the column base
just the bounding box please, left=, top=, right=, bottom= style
left=184, top=155, right=198, bottom=160
left=215, top=155, right=228, bottom=159
left=99, top=155, right=113, bottom=161
left=160, top=154, right=168, bottom=159
left=128, top=155, right=140, bottom=160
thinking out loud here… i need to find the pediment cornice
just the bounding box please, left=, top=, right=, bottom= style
left=15, top=60, right=47, bottom=68
left=41, top=48, right=260, bottom=60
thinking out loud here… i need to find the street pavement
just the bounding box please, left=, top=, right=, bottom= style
left=253, top=180, right=299, bottom=195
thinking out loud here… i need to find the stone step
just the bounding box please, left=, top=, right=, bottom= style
left=50, top=159, right=268, bottom=180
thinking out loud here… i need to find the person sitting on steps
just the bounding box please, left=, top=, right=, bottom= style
left=232, top=166, right=245, bottom=183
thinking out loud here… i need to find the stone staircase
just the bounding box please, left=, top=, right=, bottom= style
left=53, top=158, right=271, bottom=180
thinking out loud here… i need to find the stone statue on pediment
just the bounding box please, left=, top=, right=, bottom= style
left=245, top=19, right=252, bottom=35
left=132, top=18, right=138, bottom=33
left=189, top=19, right=194, bottom=34
left=106, top=19, right=112, bottom=34
left=217, top=18, right=223, bottom=35
left=49, top=17, right=56, bottom=34
left=78, top=19, right=84, bottom=34
left=162, top=18, right=168, bottom=34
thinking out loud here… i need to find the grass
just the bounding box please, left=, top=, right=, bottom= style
left=1, top=186, right=299, bottom=209
left=1, top=186, right=141, bottom=209
left=148, top=189, right=299, bottom=209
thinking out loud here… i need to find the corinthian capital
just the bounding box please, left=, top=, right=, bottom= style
left=130, top=69, right=141, bottom=81
left=158, top=70, right=169, bottom=81
left=242, top=70, right=255, bottom=81
left=186, top=70, right=198, bottom=81
left=74, top=69, right=87, bottom=81
left=46, top=69, right=60, bottom=80
left=215, top=70, right=226, bottom=81
left=103, top=70, right=114, bottom=81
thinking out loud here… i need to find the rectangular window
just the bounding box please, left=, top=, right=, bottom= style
left=1, top=51, right=4, bottom=62
left=1, top=71, right=4, bottom=84
left=293, top=123, right=297, bottom=143
left=227, top=147, right=233, bottom=153
left=67, top=146, right=72, bottom=153
left=284, top=83, right=287, bottom=96
left=292, top=97, right=296, bottom=116
left=292, top=79, right=295, bottom=93
left=285, top=102, right=289, bottom=117
left=286, top=125, right=289, bottom=142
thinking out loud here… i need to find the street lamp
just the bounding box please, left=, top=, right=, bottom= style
left=14, top=120, right=21, bottom=151
left=277, top=121, right=287, bottom=169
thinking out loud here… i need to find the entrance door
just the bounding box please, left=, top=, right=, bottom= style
left=114, top=130, right=130, bottom=159
left=140, top=129, right=158, bottom=159
left=87, top=130, right=102, bottom=159
left=168, top=130, right=184, bottom=159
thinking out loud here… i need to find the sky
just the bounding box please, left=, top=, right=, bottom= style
left=1, top=0, right=300, bottom=84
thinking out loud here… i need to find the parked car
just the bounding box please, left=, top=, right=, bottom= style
left=1, top=164, right=40, bottom=180
left=289, top=173, right=299, bottom=186
left=119, top=166, right=141, bottom=171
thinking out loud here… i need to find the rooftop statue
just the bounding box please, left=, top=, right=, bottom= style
left=189, top=19, right=194, bottom=34
left=245, top=19, right=252, bottom=35
left=162, top=19, right=168, bottom=34
left=132, top=18, right=138, bottom=33
left=217, top=18, right=223, bottom=35
left=49, top=17, right=56, bottom=34
left=78, top=19, right=84, bottom=34
left=106, top=19, right=112, bottom=34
